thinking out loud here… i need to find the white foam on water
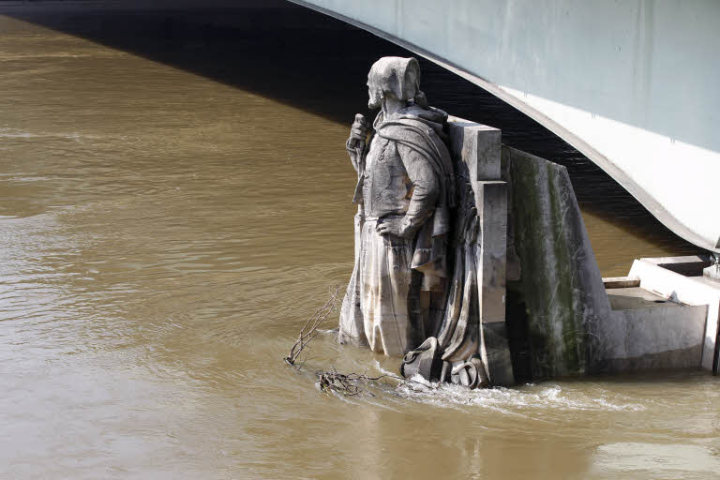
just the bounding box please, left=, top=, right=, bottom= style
left=368, top=361, right=645, bottom=414
left=397, top=380, right=645, bottom=414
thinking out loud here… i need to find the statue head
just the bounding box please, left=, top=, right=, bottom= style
left=367, top=56, right=423, bottom=109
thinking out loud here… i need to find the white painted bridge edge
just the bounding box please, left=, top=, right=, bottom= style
left=288, top=0, right=720, bottom=253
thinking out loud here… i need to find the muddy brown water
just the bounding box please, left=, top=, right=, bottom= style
left=0, top=3, right=716, bottom=479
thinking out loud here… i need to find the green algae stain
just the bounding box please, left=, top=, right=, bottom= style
left=503, top=147, right=587, bottom=378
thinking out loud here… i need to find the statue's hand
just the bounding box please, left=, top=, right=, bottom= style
left=346, top=113, right=369, bottom=152
left=376, top=217, right=412, bottom=239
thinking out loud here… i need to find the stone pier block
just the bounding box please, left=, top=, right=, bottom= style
left=627, top=257, right=720, bottom=371
left=502, top=146, right=611, bottom=378
left=477, top=180, right=513, bottom=386
left=477, top=181, right=507, bottom=324
left=448, top=121, right=502, bottom=181
left=444, top=118, right=514, bottom=386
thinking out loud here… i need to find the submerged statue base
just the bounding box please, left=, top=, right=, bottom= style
left=401, top=337, right=489, bottom=388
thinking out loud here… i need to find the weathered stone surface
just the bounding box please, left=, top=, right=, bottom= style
left=477, top=181, right=507, bottom=324
left=338, top=56, right=715, bottom=386
left=334, top=57, right=516, bottom=388
left=476, top=181, right=513, bottom=386
left=338, top=56, right=454, bottom=357
left=400, top=337, right=442, bottom=382
left=597, top=301, right=707, bottom=372
left=447, top=121, right=501, bottom=181
left=481, top=321, right=514, bottom=386
left=427, top=121, right=514, bottom=387
left=606, top=287, right=678, bottom=310
left=602, top=276, right=641, bottom=289
left=336, top=59, right=515, bottom=388
left=627, top=257, right=720, bottom=371
left=502, top=146, right=610, bottom=378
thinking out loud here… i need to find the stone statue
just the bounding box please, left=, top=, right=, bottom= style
left=338, top=56, right=455, bottom=357
left=338, top=57, right=515, bottom=389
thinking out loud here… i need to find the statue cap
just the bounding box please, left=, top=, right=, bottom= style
left=368, top=56, right=421, bottom=102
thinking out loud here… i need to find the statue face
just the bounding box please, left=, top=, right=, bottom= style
left=367, top=76, right=383, bottom=110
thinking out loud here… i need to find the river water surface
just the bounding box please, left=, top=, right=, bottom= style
left=0, top=3, right=716, bottom=479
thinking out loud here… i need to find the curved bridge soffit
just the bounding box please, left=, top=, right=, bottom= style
left=289, top=0, right=720, bottom=253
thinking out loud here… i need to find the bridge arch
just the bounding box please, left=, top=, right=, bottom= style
left=290, top=0, right=720, bottom=253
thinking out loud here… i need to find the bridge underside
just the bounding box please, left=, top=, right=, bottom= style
left=290, top=0, right=720, bottom=253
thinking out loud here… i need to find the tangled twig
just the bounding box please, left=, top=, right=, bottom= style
left=315, top=368, right=392, bottom=396
left=284, top=284, right=343, bottom=367
left=284, top=285, right=400, bottom=397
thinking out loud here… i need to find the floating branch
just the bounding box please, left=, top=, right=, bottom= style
left=284, top=284, right=344, bottom=367
left=315, top=368, right=392, bottom=396
left=284, top=285, right=401, bottom=397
